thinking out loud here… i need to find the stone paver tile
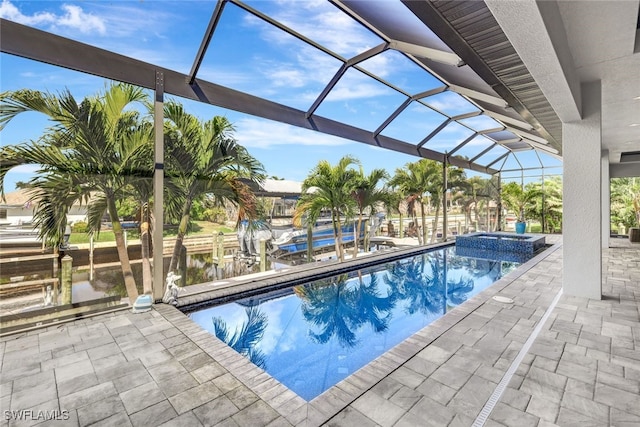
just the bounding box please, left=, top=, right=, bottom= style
left=415, top=344, right=453, bottom=364
left=87, top=343, right=121, bottom=361
left=519, top=366, right=567, bottom=402
left=192, top=395, right=240, bottom=426
left=407, top=396, right=455, bottom=427
left=57, top=372, right=100, bottom=397
left=4, top=397, right=59, bottom=427
left=166, top=341, right=201, bottom=360
left=370, top=376, right=403, bottom=399
left=448, top=413, right=478, bottom=427
left=231, top=400, right=280, bottom=427
left=498, top=387, right=530, bottom=411
left=112, top=368, right=154, bottom=394
left=264, top=416, right=292, bottom=427
left=389, top=385, right=422, bottom=410
left=429, top=363, right=473, bottom=390
left=611, top=408, right=640, bottom=427
left=157, top=411, right=203, bottom=427
left=325, top=407, right=376, bottom=427
left=489, top=401, right=539, bottom=427
left=351, top=391, right=405, bottom=426
left=226, top=384, right=260, bottom=411
left=156, top=373, right=199, bottom=398
left=564, top=378, right=594, bottom=399
left=555, top=407, right=603, bottom=427
left=54, top=359, right=95, bottom=383
left=191, top=361, right=227, bottom=383
left=76, top=395, right=126, bottom=426
left=594, top=382, right=640, bottom=417
left=147, top=359, right=188, bottom=383
left=179, top=351, right=214, bottom=372
left=129, top=399, right=177, bottom=427
left=84, top=410, right=132, bottom=427
left=28, top=408, right=79, bottom=427
left=119, top=381, right=166, bottom=415
left=597, top=370, right=639, bottom=394
left=169, top=381, right=223, bottom=414
left=41, top=350, right=89, bottom=371
left=393, top=410, right=436, bottom=427
left=447, top=374, right=496, bottom=419
left=60, top=382, right=118, bottom=411
left=525, top=394, right=559, bottom=423
left=402, top=356, right=438, bottom=378
left=415, top=378, right=456, bottom=406
left=388, top=366, right=425, bottom=389
left=11, top=371, right=57, bottom=410
left=561, top=391, right=609, bottom=424
left=212, top=372, right=244, bottom=394
left=556, top=359, right=597, bottom=384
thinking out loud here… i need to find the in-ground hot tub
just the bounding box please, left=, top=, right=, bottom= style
left=455, top=232, right=545, bottom=254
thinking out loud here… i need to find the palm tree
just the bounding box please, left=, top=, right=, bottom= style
left=162, top=102, right=265, bottom=273
left=525, top=177, right=563, bottom=233
left=0, top=84, right=151, bottom=301
left=389, top=159, right=465, bottom=243
left=611, top=177, right=640, bottom=231
left=212, top=307, right=268, bottom=368
left=294, top=156, right=359, bottom=262
left=351, top=167, right=389, bottom=257
left=388, top=160, right=436, bottom=244
left=381, top=185, right=407, bottom=238
left=501, top=181, right=541, bottom=224
left=454, top=175, right=485, bottom=231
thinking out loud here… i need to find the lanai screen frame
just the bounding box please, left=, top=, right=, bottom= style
left=0, top=0, right=562, bottom=298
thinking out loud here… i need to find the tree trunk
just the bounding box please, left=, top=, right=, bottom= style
left=353, top=213, right=363, bottom=258
left=140, top=203, right=152, bottom=294
left=107, top=198, right=139, bottom=301
left=169, top=198, right=192, bottom=273
left=420, top=201, right=428, bottom=245
left=331, top=210, right=341, bottom=261
left=431, top=205, right=441, bottom=243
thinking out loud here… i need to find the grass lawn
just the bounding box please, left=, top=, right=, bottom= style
left=69, top=221, right=235, bottom=245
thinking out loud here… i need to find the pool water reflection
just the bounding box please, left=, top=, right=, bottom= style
left=187, top=245, right=525, bottom=400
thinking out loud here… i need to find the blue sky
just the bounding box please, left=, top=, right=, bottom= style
left=0, top=0, right=561, bottom=192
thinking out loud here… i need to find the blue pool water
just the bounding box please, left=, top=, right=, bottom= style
left=187, top=245, right=528, bottom=400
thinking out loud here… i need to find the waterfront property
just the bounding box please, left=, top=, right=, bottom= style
left=0, top=1, right=639, bottom=426
left=1, top=236, right=639, bottom=426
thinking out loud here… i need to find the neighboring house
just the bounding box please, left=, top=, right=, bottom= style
left=0, top=188, right=88, bottom=227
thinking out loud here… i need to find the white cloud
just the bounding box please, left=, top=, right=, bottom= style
left=425, top=91, right=477, bottom=115
left=234, top=118, right=350, bottom=149
left=0, top=1, right=106, bottom=34
left=56, top=4, right=105, bottom=34
left=0, top=0, right=55, bottom=26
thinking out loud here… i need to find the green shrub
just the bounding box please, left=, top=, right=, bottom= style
left=71, top=221, right=88, bottom=233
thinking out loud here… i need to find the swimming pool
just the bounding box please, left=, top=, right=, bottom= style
left=187, top=245, right=527, bottom=401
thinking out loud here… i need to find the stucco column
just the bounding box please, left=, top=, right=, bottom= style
left=562, top=81, right=602, bottom=299
left=601, top=150, right=610, bottom=248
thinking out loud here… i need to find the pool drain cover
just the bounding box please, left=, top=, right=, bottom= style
left=492, top=295, right=514, bottom=304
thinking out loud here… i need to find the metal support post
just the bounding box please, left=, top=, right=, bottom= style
left=152, top=71, right=165, bottom=302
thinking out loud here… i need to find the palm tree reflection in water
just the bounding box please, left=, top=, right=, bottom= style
left=385, top=250, right=475, bottom=317
left=295, top=272, right=395, bottom=348
left=211, top=307, right=268, bottom=369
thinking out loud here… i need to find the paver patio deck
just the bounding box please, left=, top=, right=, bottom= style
left=1, top=236, right=638, bottom=426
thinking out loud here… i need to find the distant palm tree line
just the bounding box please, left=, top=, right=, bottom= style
left=0, top=83, right=567, bottom=301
